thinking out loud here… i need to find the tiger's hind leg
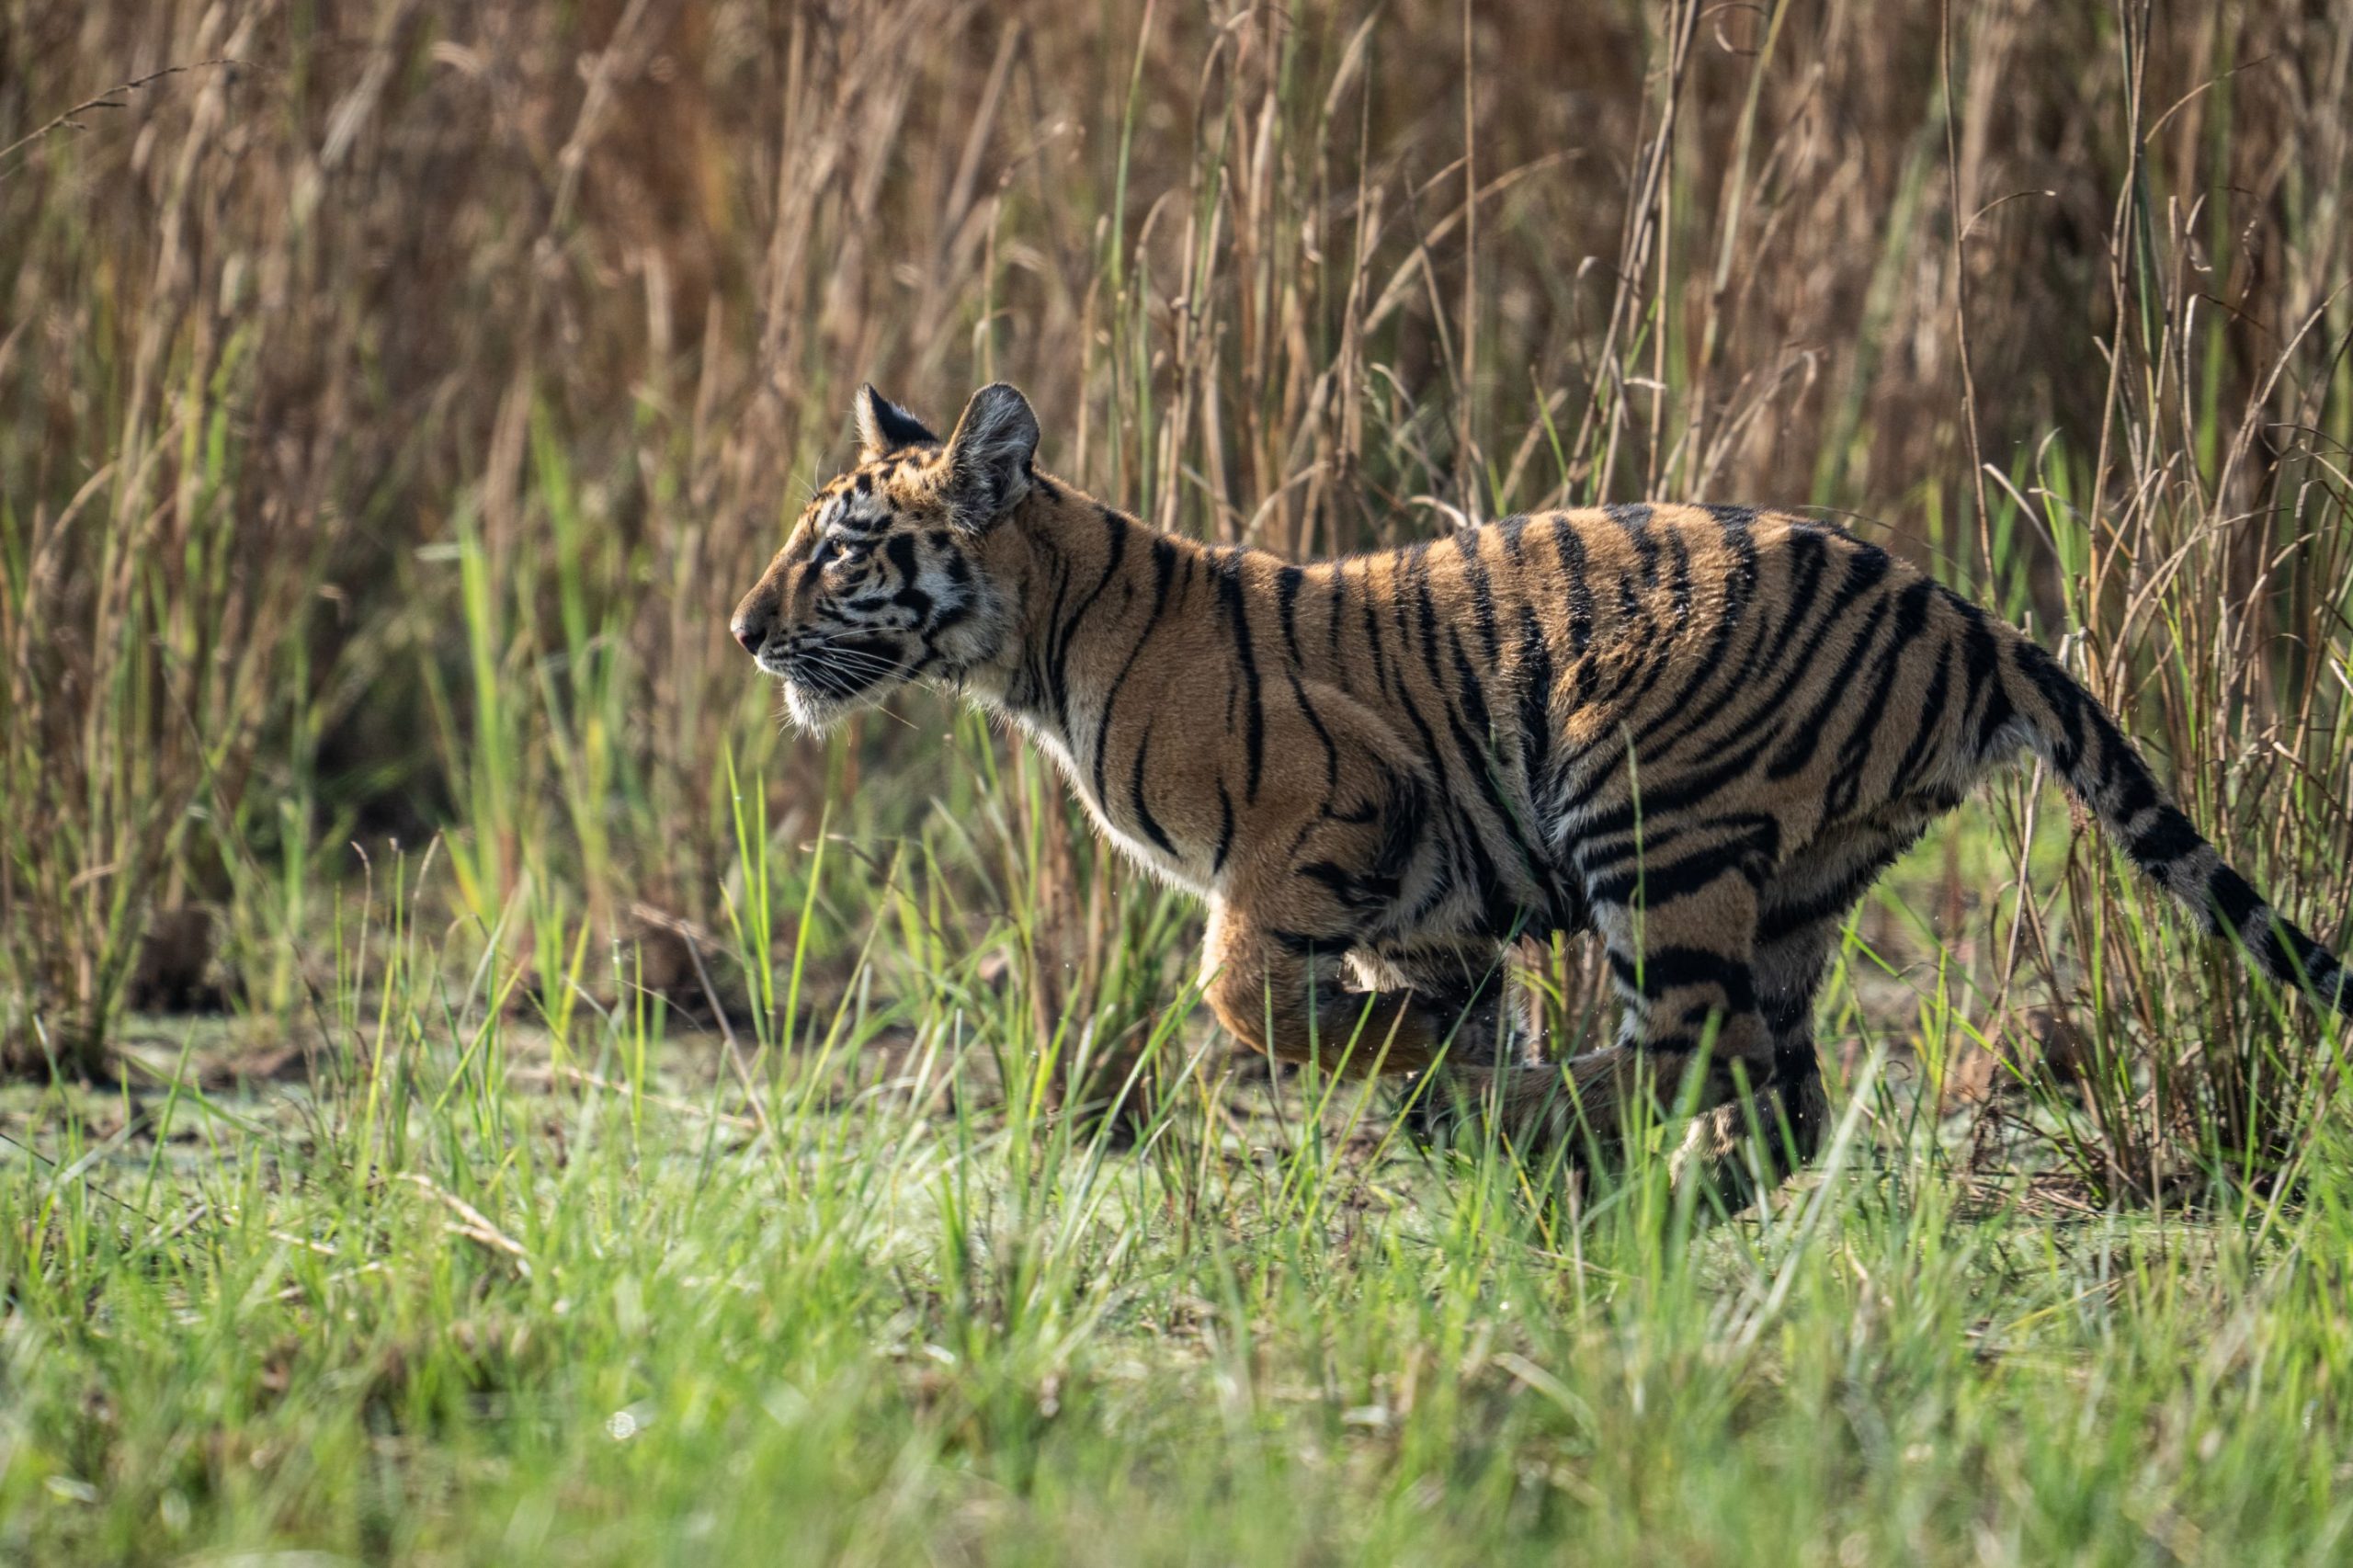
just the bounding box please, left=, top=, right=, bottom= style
left=1670, top=814, right=1931, bottom=1215
left=1415, top=853, right=1772, bottom=1164
left=1665, top=934, right=1833, bottom=1216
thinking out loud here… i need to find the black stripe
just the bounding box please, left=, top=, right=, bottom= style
left=1942, top=591, right=2015, bottom=755
left=1764, top=589, right=1893, bottom=780
left=1645, top=527, right=1828, bottom=759
left=1392, top=555, right=1430, bottom=692
left=1756, top=871, right=1881, bottom=945
left=1360, top=563, right=1389, bottom=688
left=1026, top=534, right=1074, bottom=722
left=2268, top=922, right=2336, bottom=993
left=1888, top=640, right=1957, bottom=799
left=1755, top=835, right=1918, bottom=945
left=1378, top=676, right=1460, bottom=906
left=1631, top=523, right=1756, bottom=748
left=1577, top=812, right=1779, bottom=890
left=2206, top=865, right=2263, bottom=931
left=1089, top=538, right=1181, bottom=808
left=2012, top=639, right=2086, bottom=775
left=1555, top=630, right=1694, bottom=813
left=1713, top=540, right=1893, bottom=765
left=1287, top=668, right=1342, bottom=789
left=1458, top=534, right=1502, bottom=663
left=925, top=595, right=972, bottom=638
left=1130, top=727, right=1176, bottom=856
left=1592, top=538, right=1689, bottom=725
left=1572, top=818, right=1702, bottom=874
left=1446, top=627, right=1547, bottom=884
left=1609, top=945, right=1757, bottom=1015
left=1496, top=514, right=1531, bottom=564
left=1046, top=508, right=1132, bottom=727
left=1445, top=813, right=1504, bottom=926
left=1663, top=527, right=1693, bottom=626
left=1301, top=860, right=1381, bottom=908
left=1370, top=771, right=1426, bottom=889
left=1213, top=781, right=1236, bottom=873
left=1212, top=554, right=1267, bottom=801
left=1514, top=607, right=1554, bottom=785
left=2128, top=806, right=2202, bottom=870
left=1447, top=622, right=1494, bottom=739
left=2102, top=729, right=2161, bottom=821
left=1606, top=503, right=1658, bottom=585
left=1277, top=564, right=1306, bottom=664
left=1820, top=578, right=1937, bottom=813
left=1575, top=731, right=1778, bottom=840
left=1586, top=844, right=1768, bottom=909
left=1550, top=517, right=1596, bottom=653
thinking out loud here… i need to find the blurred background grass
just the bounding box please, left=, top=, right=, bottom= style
left=2, top=0, right=2349, bottom=1174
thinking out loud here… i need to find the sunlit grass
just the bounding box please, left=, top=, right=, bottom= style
left=6, top=866, right=2352, bottom=1562
left=6, top=787, right=2352, bottom=1562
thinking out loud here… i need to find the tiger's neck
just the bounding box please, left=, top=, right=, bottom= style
left=965, top=487, right=1249, bottom=890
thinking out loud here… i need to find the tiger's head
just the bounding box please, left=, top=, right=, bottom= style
left=730, top=382, right=1039, bottom=730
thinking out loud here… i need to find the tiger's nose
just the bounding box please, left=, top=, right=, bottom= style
left=731, top=601, right=773, bottom=656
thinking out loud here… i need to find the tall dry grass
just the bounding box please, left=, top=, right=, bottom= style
left=1, top=0, right=2347, bottom=1187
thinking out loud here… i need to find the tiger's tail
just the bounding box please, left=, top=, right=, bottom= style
left=1993, top=627, right=2348, bottom=1017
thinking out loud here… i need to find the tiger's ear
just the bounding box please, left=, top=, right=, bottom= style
left=941, top=383, right=1040, bottom=532
left=854, top=384, right=939, bottom=461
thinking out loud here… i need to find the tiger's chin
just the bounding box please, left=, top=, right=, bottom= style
left=779, top=677, right=893, bottom=734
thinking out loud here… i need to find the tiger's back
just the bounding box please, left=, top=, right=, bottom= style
left=1211, top=503, right=1978, bottom=950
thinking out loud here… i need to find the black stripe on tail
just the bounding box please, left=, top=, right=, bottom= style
left=1999, top=634, right=2349, bottom=1017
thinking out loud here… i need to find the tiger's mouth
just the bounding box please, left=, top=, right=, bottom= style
left=765, top=633, right=911, bottom=730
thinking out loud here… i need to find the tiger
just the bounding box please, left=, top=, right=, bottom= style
left=730, top=381, right=2351, bottom=1210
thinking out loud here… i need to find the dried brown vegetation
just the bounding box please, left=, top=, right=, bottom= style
left=1, top=0, right=2347, bottom=1192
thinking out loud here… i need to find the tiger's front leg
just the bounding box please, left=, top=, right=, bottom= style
left=1347, top=942, right=1539, bottom=1070
left=1200, top=902, right=1497, bottom=1076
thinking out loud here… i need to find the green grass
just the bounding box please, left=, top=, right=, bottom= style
left=6, top=825, right=2352, bottom=1565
